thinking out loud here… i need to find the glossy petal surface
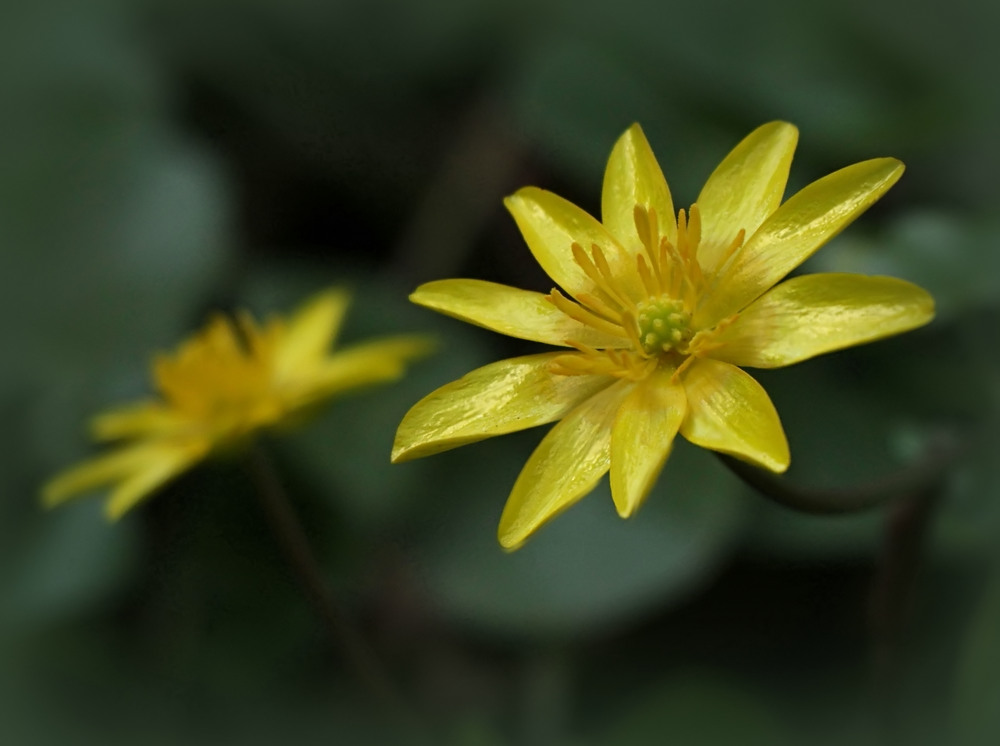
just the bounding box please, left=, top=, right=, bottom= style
left=711, top=273, right=935, bottom=368
left=696, top=158, right=904, bottom=327
left=696, top=122, right=798, bottom=272
left=601, top=123, right=676, bottom=250
left=680, top=358, right=789, bottom=472
left=392, top=354, right=612, bottom=462
left=498, top=381, right=630, bottom=550
left=505, top=187, right=633, bottom=299
left=411, top=279, right=628, bottom=348
left=610, top=368, right=686, bottom=518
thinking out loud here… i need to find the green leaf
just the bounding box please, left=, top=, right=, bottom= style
left=599, top=671, right=793, bottom=746
left=0, top=499, right=139, bottom=632
left=953, top=565, right=1000, bottom=745
left=412, top=441, right=747, bottom=639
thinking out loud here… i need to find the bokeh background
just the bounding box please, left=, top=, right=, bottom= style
left=4, top=0, right=1000, bottom=743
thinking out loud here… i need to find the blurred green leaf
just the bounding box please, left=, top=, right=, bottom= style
left=413, top=442, right=747, bottom=639
left=808, top=212, right=1000, bottom=322
left=953, top=564, right=1000, bottom=745
left=0, top=499, right=138, bottom=633
left=744, top=359, right=921, bottom=558
left=598, top=670, right=792, bottom=746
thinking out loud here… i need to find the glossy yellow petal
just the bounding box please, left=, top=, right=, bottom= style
left=695, top=158, right=905, bottom=328
left=411, top=279, right=629, bottom=348
left=105, top=443, right=208, bottom=519
left=91, top=401, right=186, bottom=441
left=680, top=358, right=789, bottom=472
left=276, top=288, right=351, bottom=373
left=601, top=123, right=676, bottom=250
left=609, top=368, right=686, bottom=518
left=710, top=273, right=935, bottom=368
left=297, top=336, right=433, bottom=405
left=696, top=122, right=798, bottom=272
left=498, top=380, right=631, bottom=550
left=392, top=353, right=613, bottom=463
left=505, top=187, right=634, bottom=299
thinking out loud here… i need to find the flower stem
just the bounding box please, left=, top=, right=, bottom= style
left=868, top=481, right=943, bottom=741
left=716, top=432, right=958, bottom=514
left=247, top=442, right=408, bottom=717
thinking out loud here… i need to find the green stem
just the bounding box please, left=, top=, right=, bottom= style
left=716, top=432, right=958, bottom=514
left=247, top=443, right=408, bottom=717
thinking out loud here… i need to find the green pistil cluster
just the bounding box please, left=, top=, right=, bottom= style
left=636, top=295, right=692, bottom=356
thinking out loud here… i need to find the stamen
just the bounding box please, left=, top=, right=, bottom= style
left=687, top=204, right=702, bottom=261
left=633, top=205, right=651, bottom=251
left=571, top=242, right=628, bottom=311
left=546, top=290, right=623, bottom=337
left=636, top=254, right=658, bottom=298
left=619, top=309, right=645, bottom=353
left=671, top=352, right=700, bottom=384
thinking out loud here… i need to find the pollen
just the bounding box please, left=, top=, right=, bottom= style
left=635, top=295, right=692, bottom=356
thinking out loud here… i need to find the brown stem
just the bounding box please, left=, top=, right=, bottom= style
left=867, top=481, right=944, bottom=742
left=717, top=432, right=958, bottom=514
left=247, top=442, right=409, bottom=718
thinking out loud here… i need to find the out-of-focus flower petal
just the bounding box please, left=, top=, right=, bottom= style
left=276, top=287, right=351, bottom=373
left=91, top=401, right=186, bottom=441
left=104, top=443, right=209, bottom=519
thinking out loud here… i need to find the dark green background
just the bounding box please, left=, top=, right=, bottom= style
left=4, top=0, right=1000, bottom=743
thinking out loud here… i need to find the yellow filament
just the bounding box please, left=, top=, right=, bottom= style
left=571, top=242, right=628, bottom=311
left=546, top=290, right=624, bottom=337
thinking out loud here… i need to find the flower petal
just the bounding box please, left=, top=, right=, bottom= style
left=276, top=288, right=351, bottom=373
left=709, top=273, right=935, bottom=368
left=392, top=353, right=613, bottom=463
left=680, top=358, right=789, bottom=472
left=297, top=336, right=433, bottom=407
left=42, top=440, right=204, bottom=510
left=695, top=158, right=905, bottom=328
left=91, top=401, right=186, bottom=441
left=696, top=121, right=798, bottom=272
left=498, top=380, right=631, bottom=550
left=104, top=443, right=208, bottom=519
left=410, top=279, right=629, bottom=348
left=505, top=187, right=632, bottom=299
left=601, top=123, right=676, bottom=250
left=610, top=368, right=686, bottom=518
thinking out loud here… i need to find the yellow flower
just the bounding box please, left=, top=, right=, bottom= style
left=392, top=122, right=935, bottom=551
left=44, top=289, right=431, bottom=518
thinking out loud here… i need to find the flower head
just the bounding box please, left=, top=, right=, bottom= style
left=392, top=122, right=934, bottom=550
left=44, top=288, right=431, bottom=518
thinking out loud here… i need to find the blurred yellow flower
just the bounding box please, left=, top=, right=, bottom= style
left=45, top=289, right=431, bottom=518
left=392, top=122, right=934, bottom=550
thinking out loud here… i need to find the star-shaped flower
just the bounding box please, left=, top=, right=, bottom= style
left=392, top=122, right=934, bottom=550
left=44, top=288, right=431, bottom=518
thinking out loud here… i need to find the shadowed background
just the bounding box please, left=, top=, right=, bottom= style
left=3, top=0, right=1000, bottom=743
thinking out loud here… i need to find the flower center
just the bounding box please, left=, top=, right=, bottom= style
left=636, top=295, right=692, bottom=355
